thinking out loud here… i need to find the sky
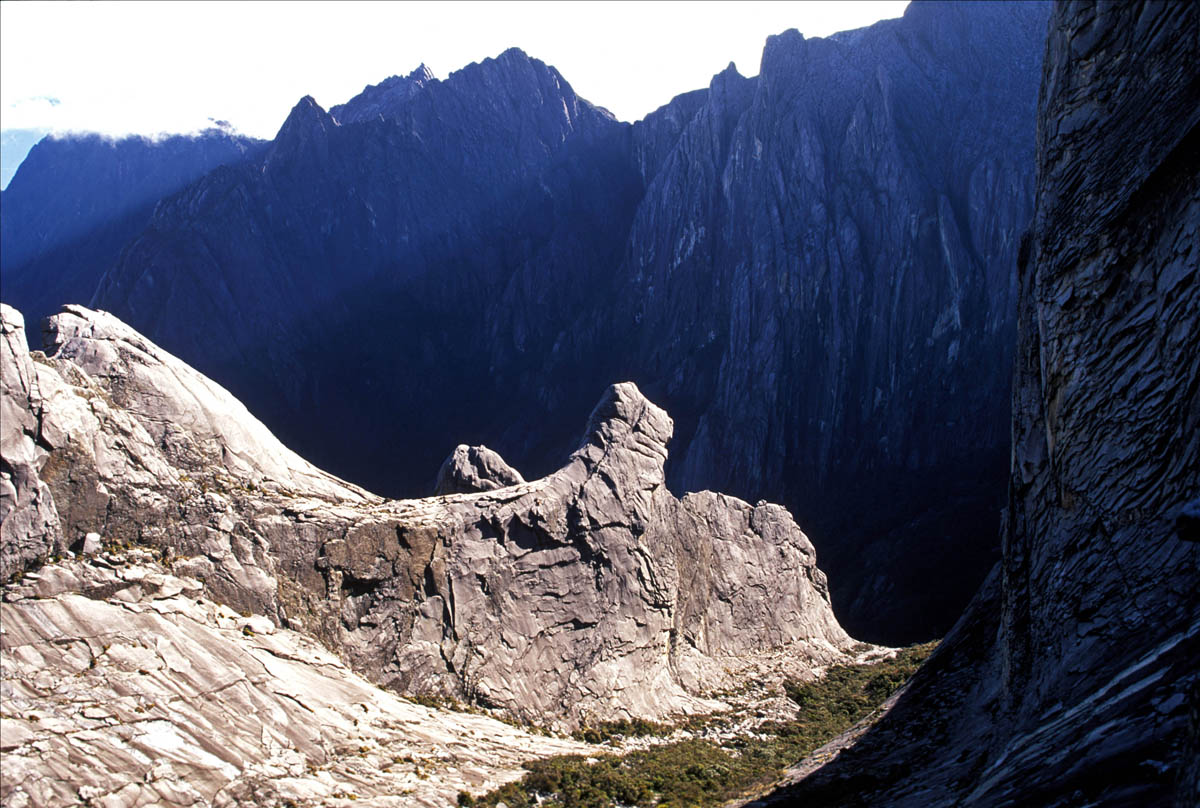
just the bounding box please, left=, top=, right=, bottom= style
left=2, top=1, right=908, bottom=138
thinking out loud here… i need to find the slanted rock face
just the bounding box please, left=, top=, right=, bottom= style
left=0, top=550, right=592, bottom=808
left=1, top=304, right=856, bottom=727
left=434, top=444, right=526, bottom=494
left=762, top=3, right=1200, bottom=805
left=0, top=306, right=63, bottom=577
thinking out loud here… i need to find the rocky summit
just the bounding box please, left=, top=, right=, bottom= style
left=1, top=302, right=860, bottom=804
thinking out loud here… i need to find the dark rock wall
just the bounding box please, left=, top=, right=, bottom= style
left=763, top=2, right=1200, bottom=805
left=612, top=1, right=1048, bottom=641
left=0, top=131, right=264, bottom=330
left=90, top=49, right=644, bottom=496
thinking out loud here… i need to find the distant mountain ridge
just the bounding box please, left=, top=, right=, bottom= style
left=0, top=1, right=1050, bottom=644
left=0, top=129, right=266, bottom=330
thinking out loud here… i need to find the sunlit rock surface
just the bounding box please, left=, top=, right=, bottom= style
left=0, top=551, right=589, bottom=808
left=1, top=303, right=856, bottom=755
left=434, top=444, right=526, bottom=495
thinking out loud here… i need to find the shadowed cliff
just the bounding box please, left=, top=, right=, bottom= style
left=751, top=2, right=1200, bottom=804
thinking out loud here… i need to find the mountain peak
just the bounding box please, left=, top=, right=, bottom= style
left=497, top=46, right=533, bottom=63
left=408, top=63, right=434, bottom=82
left=280, top=95, right=332, bottom=129
left=709, top=61, right=748, bottom=93
left=330, top=67, right=435, bottom=124
left=267, top=95, right=336, bottom=169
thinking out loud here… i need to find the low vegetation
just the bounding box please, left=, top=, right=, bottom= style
left=571, top=717, right=673, bottom=745
left=469, top=642, right=937, bottom=808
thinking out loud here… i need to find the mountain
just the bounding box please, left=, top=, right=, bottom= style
left=0, top=130, right=265, bottom=331
left=0, top=128, right=48, bottom=189
left=757, top=2, right=1200, bottom=804
left=87, top=48, right=642, bottom=503
left=0, top=2, right=1049, bottom=645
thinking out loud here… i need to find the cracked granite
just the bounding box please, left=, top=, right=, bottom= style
left=1, top=550, right=588, bottom=808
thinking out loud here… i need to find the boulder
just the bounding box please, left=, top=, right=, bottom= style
left=434, top=444, right=525, bottom=495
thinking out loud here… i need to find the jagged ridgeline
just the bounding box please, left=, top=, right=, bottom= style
left=1, top=304, right=856, bottom=721
left=0, top=2, right=1048, bottom=646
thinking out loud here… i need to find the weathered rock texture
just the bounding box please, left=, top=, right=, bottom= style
left=0, top=550, right=590, bottom=808
left=434, top=444, right=525, bottom=495
left=0, top=304, right=855, bottom=732
left=755, top=3, right=1200, bottom=805
left=1, top=308, right=64, bottom=574
left=0, top=3, right=1048, bottom=644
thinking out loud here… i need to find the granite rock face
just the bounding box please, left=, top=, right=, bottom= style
left=0, top=304, right=856, bottom=730
left=757, top=3, right=1200, bottom=805
left=0, top=307, right=64, bottom=577
left=3, top=3, right=1048, bottom=644
left=617, top=1, right=1048, bottom=642
left=0, top=551, right=591, bottom=808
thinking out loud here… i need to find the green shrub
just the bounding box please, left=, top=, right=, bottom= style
left=572, top=717, right=672, bottom=744
left=476, top=642, right=937, bottom=808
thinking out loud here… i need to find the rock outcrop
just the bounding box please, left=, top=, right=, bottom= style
left=0, top=3, right=1050, bottom=645
left=1, top=304, right=856, bottom=732
left=434, top=444, right=526, bottom=495
left=0, top=308, right=63, bottom=575
left=755, top=3, right=1200, bottom=805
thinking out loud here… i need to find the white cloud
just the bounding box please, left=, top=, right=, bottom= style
left=1, top=1, right=908, bottom=139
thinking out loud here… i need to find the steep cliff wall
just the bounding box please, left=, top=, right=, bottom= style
left=613, top=1, right=1048, bottom=640
left=759, top=3, right=1200, bottom=805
